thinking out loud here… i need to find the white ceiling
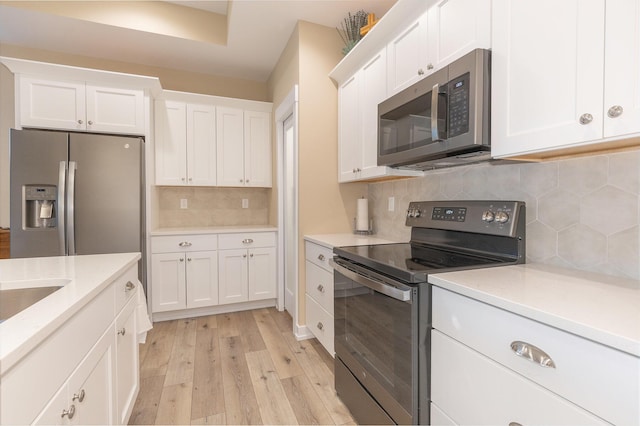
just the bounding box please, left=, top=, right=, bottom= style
left=0, top=0, right=396, bottom=82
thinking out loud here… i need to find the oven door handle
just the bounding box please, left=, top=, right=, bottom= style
left=330, top=259, right=412, bottom=302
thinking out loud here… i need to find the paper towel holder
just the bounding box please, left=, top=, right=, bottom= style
left=353, top=218, right=373, bottom=235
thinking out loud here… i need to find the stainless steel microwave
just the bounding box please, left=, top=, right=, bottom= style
left=378, top=48, right=491, bottom=170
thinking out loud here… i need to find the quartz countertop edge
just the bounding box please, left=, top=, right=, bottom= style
left=151, top=225, right=277, bottom=236
left=0, top=252, right=141, bottom=375
left=428, top=263, right=640, bottom=357
left=304, top=233, right=400, bottom=249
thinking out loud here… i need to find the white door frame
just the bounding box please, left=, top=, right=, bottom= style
left=275, top=85, right=299, bottom=330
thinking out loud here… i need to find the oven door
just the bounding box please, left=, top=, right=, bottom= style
left=332, top=258, right=418, bottom=425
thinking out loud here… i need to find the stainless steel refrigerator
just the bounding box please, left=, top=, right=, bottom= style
left=10, top=129, right=146, bottom=286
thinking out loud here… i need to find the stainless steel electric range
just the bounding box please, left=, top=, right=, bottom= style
left=332, top=200, right=526, bottom=425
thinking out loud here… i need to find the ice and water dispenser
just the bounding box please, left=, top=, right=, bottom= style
left=23, top=185, right=57, bottom=229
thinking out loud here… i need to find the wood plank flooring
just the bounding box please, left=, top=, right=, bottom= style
left=129, top=308, right=352, bottom=425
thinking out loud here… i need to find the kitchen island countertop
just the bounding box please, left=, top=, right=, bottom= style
left=0, top=252, right=141, bottom=374
left=429, top=263, right=640, bottom=357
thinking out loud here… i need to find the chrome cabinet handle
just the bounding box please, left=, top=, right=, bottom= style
left=418, top=68, right=425, bottom=75
left=178, top=241, right=192, bottom=247
left=317, top=284, right=324, bottom=293
left=579, top=113, right=593, bottom=124
left=427, top=63, right=434, bottom=70
left=72, top=389, right=85, bottom=402
left=77, top=119, right=83, bottom=125
left=61, top=405, right=76, bottom=419
left=118, top=328, right=126, bottom=336
left=510, top=341, right=556, bottom=368
left=180, top=258, right=184, bottom=262
left=607, top=105, right=623, bottom=118
left=318, top=254, right=326, bottom=261
left=243, top=254, right=247, bottom=258
left=250, top=253, right=254, bottom=258
left=125, top=281, right=135, bottom=292
left=242, top=238, right=254, bottom=244
left=187, top=258, right=192, bottom=262
left=317, top=322, right=324, bottom=330
left=88, top=120, right=93, bottom=125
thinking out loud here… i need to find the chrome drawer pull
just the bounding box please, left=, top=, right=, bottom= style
left=61, top=405, right=76, bottom=419
left=118, top=328, right=126, bottom=336
left=317, top=322, right=324, bottom=330
left=318, top=254, right=326, bottom=261
left=125, top=281, right=135, bottom=292
left=510, top=341, right=556, bottom=369
left=178, top=241, right=192, bottom=247
left=72, top=389, right=85, bottom=402
left=242, top=238, right=254, bottom=244
left=317, top=284, right=324, bottom=293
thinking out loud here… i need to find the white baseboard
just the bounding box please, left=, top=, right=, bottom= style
left=151, top=299, right=276, bottom=322
left=294, top=324, right=314, bottom=341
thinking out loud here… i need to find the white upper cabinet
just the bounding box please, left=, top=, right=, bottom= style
left=427, top=0, right=491, bottom=70
left=491, top=0, right=640, bottom=158
left=338, top=74, right=362, bottom=181
left=19, top=76, right=145, bottom=135
left=154, top=100, right=217, bottom=186
left=217, top=107, right=272, bottom=188
left=387, top=15, right=429, bottom=94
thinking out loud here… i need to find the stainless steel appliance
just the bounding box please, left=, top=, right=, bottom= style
left=10, top=129, right=145, bottom=284
left=378, top=49, right=491, bottom=170
left=332, top=200, right=525, bottom=425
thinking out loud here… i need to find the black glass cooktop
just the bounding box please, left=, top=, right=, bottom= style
left=334, top=243, right=512, bottom=283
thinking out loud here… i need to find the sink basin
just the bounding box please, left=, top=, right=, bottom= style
left=0, top=279, right=70, bottom=322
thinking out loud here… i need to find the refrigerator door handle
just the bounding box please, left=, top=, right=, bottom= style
left=58, top=161, right=67, bottom=255
left=67, top=161, right=77, bottom=255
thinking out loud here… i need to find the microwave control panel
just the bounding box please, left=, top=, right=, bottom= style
left=447, top=72, right=470, bottom=138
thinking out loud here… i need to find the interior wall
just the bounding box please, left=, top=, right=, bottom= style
left=0, top=64, right=15, bottom=228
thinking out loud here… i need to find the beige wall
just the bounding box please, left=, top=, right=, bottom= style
left=267, top=21, right=367, bottom=327
left=0, top=64, right=15, bottom=228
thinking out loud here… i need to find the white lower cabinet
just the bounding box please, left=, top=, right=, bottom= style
left=304, top=240, right=336, bottom=355
left=115, top=297, right=138, bottom=425
left=431, top=286, right=638, bottom=426
left=150, top=235, right=218, bottom=313
left=218, top=233, right=277, bottom=305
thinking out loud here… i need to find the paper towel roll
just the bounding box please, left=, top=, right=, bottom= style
left=356, top=198, right=369, bottom=231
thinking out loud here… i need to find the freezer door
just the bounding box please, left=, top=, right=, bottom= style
left=69, top=133, right=143, bottom=255
left=10, top=129, right=69, bottom=258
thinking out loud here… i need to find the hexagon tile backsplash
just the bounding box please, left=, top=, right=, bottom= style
left=368, top=149, right=640, bottom=280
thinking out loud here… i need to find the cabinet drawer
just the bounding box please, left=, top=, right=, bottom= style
left=431, top=330, right=607, bottom=426
left=306, top=294, right=334, bottom=356
left=151, top=234, right=218, bottom=253
left=304, top=241, right=333, bottom=272
left=432, top=287, right=640, bottom=426
left=114, top=265, right=138, bottom=315
left=305, top=261, right=333, bottom=314
left=218, top=232, right=275, bottom=249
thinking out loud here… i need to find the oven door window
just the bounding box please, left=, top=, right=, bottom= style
left=335, top=273, right=413, bottom=416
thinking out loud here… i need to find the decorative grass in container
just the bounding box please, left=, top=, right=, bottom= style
left=337, top=10, right=369, bottom=55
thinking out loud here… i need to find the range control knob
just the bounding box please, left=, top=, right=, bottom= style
left=495, top=211, right=510, bottom=223
left=406, top=208, right=422, bottom=218
left=482, top=210, right=495, bottom=222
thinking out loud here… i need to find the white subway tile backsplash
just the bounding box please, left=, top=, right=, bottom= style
left=369, top=149, right=640, bottom=280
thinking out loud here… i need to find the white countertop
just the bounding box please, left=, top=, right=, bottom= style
left=304, top=233, right=399, bottom=249
left=0, top=252, right=141, bottom=374
left=429, top=263, right=640, bottom=357
left=151, top=225, right=277, bottom=236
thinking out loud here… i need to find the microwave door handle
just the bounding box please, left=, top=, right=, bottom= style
left=431, top=83, right=441, bottom=142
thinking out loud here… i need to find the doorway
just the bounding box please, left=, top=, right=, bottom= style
left=276, top=86, right=299, bottom=330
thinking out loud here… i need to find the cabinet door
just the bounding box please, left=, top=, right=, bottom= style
left=19, top=77, right=86, bottom=131
left=85, top=85, right=145, bottom=135
left=187, top=103, right=217, bottom=185
left=115, top=300, right=138, bottom=425
left=360, top=49, right=388, bottom=173
left=491, top=0, right=605, bottom=157
left=155, top=100, right=187, bottom=185
left=218, top=249, right=248, bottom=304
left=216, top=106, right=245, bottom=186
left=68, top=328, right=116, bottom=425
left=427, top=0, right=491, bottom=68
left=151, top=253, right=187, bottom=312
left=248, top=247, right=276, bottom=301
left=186, top=250, right=219, bottom=308
left=338, top=74, right=362, bottom=182
left=387, top=13, right=429, bottom=95
left=244, top=110, right=272, bottom=187
left=603, top=0, right=640, bottom=138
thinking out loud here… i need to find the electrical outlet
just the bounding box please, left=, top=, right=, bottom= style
left=242, top=198, right=249, bottom=209
left=388, top=196, right=395, bottom=212
left=180, top=199, right=188, bottom=209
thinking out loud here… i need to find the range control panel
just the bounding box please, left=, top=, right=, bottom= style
left=406, top=200, right=525, bottom=237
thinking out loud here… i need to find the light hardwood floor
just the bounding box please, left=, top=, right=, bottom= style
left=129, top=308, right=354, bottom=425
